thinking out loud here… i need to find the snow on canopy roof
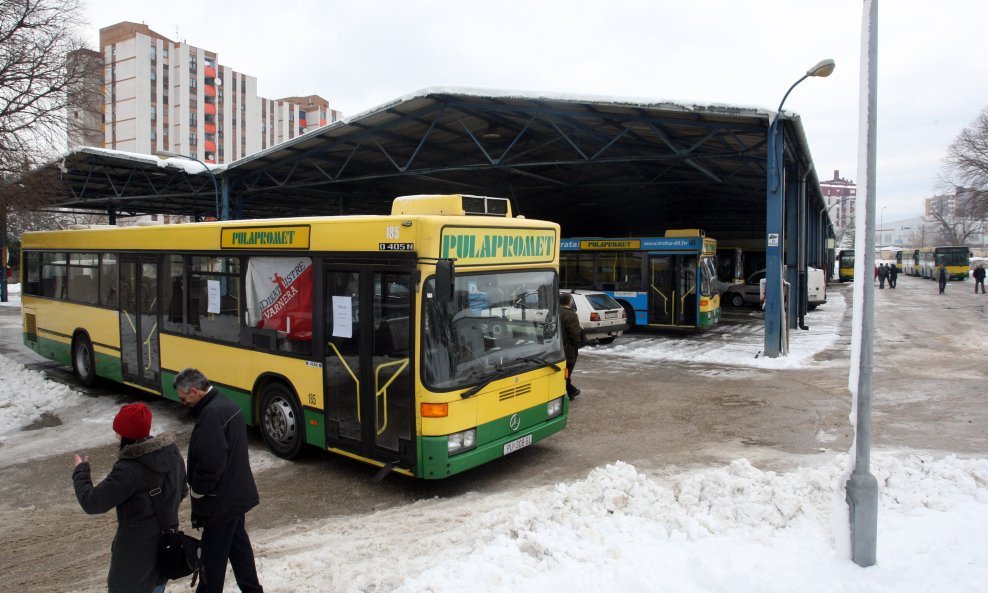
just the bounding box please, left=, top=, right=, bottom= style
left=62, top=146, right=227, bottom=175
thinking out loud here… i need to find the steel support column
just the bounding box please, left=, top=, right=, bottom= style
left=763, top=117, right=785, bottom=357
left=785, top=162, right=801, bottom=330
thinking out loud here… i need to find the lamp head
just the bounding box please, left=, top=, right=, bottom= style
left=806, top=59, right=836, bottom=78
left=156, top=150, right=180, bottom=160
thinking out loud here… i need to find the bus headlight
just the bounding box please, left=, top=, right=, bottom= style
left=547, top=397, right=564, bottom=419
left=447, top=428, right=476, bottom=455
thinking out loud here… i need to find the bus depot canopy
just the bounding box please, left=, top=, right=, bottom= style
left=39, top=86, right=833, bottom=244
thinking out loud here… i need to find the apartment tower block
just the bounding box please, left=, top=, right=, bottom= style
left=72, top=22, right=341, bottom=164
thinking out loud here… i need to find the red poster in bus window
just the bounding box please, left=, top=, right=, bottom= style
left=246, top=257, right=313, bottom=340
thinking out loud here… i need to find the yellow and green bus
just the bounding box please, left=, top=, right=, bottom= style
left=559, top=230, right=721, bottom=330
left=20, top=194, right=568, bottom=479
left=837, top=249, right=855, bottom=282
left=918, top=246, right=971, bottom=281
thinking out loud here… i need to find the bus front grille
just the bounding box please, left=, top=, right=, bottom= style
left=498, top=383, right=532, bottom=401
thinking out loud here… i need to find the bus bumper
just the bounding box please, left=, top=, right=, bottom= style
left=417, top=401, right=569, bottom=479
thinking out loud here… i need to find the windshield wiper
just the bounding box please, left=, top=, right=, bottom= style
left=460, top=355, right=561, bottom=399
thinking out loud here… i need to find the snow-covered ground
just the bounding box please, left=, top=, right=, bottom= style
left=2, top=282, right=987, bottom=592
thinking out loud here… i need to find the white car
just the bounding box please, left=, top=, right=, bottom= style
left=562, top=289, right=627, bottom=344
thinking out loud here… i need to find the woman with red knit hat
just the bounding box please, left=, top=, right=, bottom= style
left=72, top=403, right=187, bottom=593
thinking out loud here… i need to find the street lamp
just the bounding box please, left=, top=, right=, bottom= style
left=156, top=151, right=221, bottom=220
left=764, top=58, right=835, bottom=358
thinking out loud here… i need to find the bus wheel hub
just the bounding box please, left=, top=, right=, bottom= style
left=264, top=397, right=296, bottom=443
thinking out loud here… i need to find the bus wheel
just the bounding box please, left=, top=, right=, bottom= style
left=72, top=335, right=96, bottom=387
left=619, top=302, right=636, bottom=329
left=597, top=337, right=616, bottom=345
left=259, top=383, right=304, bottom=459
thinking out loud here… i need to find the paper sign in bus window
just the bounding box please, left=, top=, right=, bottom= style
left=332, top=295, right=353, bottom=338
left=207, top=280, right=221, bottom=314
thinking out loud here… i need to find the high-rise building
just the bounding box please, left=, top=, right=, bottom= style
left=820, top=169, right=857, bottom=232
left=70, top=22, right=342, bottom=164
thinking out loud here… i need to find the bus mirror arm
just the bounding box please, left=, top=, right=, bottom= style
left=434, top=258, right=455, bottom=304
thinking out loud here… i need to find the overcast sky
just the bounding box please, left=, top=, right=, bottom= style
left=82, top=0, right=988, bottom=224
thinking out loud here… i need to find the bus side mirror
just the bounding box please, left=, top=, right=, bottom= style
left=435, top=259, right=455, bottom=304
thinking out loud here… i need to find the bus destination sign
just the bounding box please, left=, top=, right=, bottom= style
left=441, top=227, right=556, bottom=265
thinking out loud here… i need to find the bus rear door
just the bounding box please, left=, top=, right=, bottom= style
left=119, top=255, right=161, bottom=392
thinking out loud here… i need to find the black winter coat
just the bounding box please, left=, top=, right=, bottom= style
left=73, top=433, right=187, bottom=593
left=560, top=305, right=582, bottom=369
left=187, top=388, right=259, bottom=526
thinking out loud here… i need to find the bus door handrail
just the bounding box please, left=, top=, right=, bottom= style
left=328, top=342, right=361, bottom=422
left=649, top=283, right=669, bottom=315
left=374, top=358, right=409, bottom=436
left=143, top=321, right=158, bottom=371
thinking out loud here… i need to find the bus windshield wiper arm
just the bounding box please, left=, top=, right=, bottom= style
left=460, top=355, right=560, bottom=399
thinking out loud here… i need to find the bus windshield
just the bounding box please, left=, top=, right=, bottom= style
left=422, top=270, right=563, bottom=391
left=937, top=249, right=970, bottom=267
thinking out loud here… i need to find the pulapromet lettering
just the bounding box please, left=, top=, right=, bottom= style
left=221, top=225, right=310, bottom=249
left=441, top=230, right=555, bottom=263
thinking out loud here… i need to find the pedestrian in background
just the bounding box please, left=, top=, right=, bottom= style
left=559, top=292, right=582, bottom=400
left=175, top=368, right=263, bottom=593
left=72, top=403, right=187, bottom=593
left=938, top=264, right=948, bottom=295
left=888, top=262, right=898, bottom=289
left=973, top=263, right=986, bottom=294
left=877, top=263, right=888, bottom=289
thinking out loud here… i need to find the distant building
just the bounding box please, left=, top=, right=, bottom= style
left=69, top=22, right=342, bottom=164
left=820, top=169, right=857, bottom=241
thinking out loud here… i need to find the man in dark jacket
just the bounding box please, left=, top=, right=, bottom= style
left=175, top=368, right=263, bottom=593
left=877, top=263, right=888, bottom=289
left=973, top=264, right=985, bottom=294
left=938, top=264, right=948, bottom=294
left=560, top=292, right=582, bottom=399
left=888, top=263, right=898, bottom=288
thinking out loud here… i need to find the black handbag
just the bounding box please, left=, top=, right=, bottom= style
left=141, top=465, right=201, bottom=583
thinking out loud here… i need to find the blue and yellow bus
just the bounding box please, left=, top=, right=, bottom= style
left=559, top=230, right=720, bottom=330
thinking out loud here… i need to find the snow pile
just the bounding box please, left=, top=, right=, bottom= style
left=0, top=354, right=84, bottom=435
left=249, top=452, right=988, bottom=593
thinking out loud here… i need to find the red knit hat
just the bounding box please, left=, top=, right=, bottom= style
left=113, top=403, right=152, bottom=440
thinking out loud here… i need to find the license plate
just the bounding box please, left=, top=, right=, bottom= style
left=605, top=311, right=618, bottom=318
left=503, top=434, right=533, bottom=455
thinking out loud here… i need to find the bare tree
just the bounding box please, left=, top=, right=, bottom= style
left=926, top=191, right=984, bottom=246
left=0, top=0, right=100, bottom=176
left=940, top=107, right=988, bottom=220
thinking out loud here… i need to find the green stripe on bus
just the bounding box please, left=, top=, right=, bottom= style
left=417, top=399, right=569, bottom=479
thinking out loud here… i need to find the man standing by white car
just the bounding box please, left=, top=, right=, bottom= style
left=559, top=292, right=582, bottom=400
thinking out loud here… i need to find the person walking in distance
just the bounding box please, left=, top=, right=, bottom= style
left=877, top=263, right=888, bottom=289
left=937, top=264, right=948, bottom=295
left=72, top=403, right=187, bottom=593
left=559, top=292, right=582, bottom=400
left=974, top=263, right=986, bottom=294
left=174, top=368, right=263, bottom=593
left=888, top=261, right=898, bottom=289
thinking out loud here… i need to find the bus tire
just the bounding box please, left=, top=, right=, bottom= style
left=597, top=337, right=616, bottom=345
left=619, top=301, right=636, bottom=329
left=72, top=334, right=96, bottom=387
left=259, top=382, right=304, bottom=459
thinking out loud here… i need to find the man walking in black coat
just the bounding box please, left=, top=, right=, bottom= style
left=974, top=264, right=986, bottom=294
left=560, top=292, right=583, bottom=399
left=888, top=263, right=898, bottom=288
left=175, top=368, right=263, bottom=593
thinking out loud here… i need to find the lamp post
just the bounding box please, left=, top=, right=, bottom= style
left=156, top=151, right=221, bottom=220
left=846, top=0, right=879, bottom=568
left=764, top=58, right=835, bottom=357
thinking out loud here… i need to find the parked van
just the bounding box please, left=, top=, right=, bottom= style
left=806, top=266, right=827, bottom=310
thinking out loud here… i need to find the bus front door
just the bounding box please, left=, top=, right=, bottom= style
left=323, top=268, right=415, bottom=470
left=648, top=254, right=698, bottom=327
left=119, top=255, right=161, bottom=392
